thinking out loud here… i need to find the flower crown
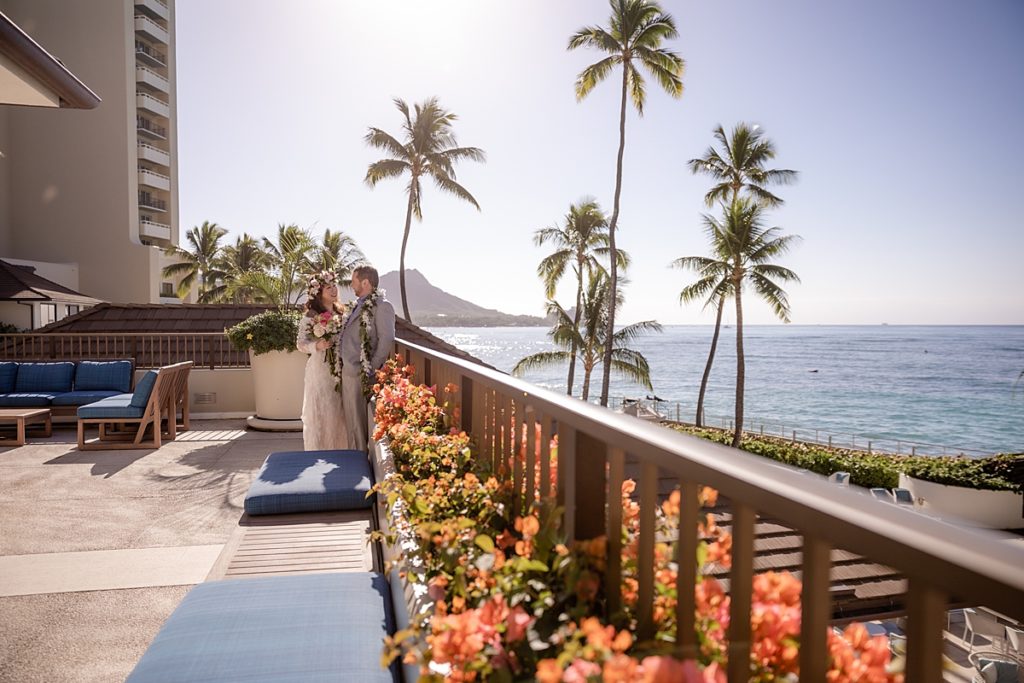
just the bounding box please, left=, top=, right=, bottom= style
left=305, top=270, right=339, bottom=298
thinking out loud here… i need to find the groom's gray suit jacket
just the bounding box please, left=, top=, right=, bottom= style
left=338, top=291, right=396, bottom=377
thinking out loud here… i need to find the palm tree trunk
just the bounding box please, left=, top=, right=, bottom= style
left=566, top=260, right=584, bottom=396
left=581, top=364, right=593, bottom=402
left=695, top=296, right=724, bottom=427
left=732, top=280, right=745, bottom=448
left=599, top=63, right=629, bottom=407
left=398, top=193, right=414, bottom=321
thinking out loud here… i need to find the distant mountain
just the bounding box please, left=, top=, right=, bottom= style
left=378, top=269, right=548, bottom=327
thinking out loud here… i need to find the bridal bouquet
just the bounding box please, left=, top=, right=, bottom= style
left=311, top=310, right=343, bottom=389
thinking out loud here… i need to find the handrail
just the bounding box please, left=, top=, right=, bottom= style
left=0, top=333, right=247, bottom=369
left=138, top=167, right=170, bottom=181
left=393, top=336, right=1024, bottom=679
left=135, top=65, right=169, bottom=85
left=133, top=15, right=169, bottom=41
left=136, top=91, right=169, bottom=108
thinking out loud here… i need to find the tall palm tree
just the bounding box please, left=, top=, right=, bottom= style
left=688, top=123, right=797, bottom=208
left=671, top=248, right=731, bottom=427
left=364, top=97, right=485, bottom=321
left=712, top=198, right=801, bottom=447
left=162, top=220, right=226, bottom=302
left=569, top=0, right=684, bottom=407
left=215, top=233, right=268, bottom=303
left=534, top=198, right=630, bottom=395
left=308, top=229, right=365, bottom=286
left=236, top=223, right=316, bottom=308
left=513, top=272, right=661, bottom=401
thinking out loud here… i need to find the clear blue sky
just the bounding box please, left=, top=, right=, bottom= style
left=176, top=0, right=1024, bottom=325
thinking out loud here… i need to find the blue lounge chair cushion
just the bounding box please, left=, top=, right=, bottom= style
left=51, top=390, right=123, bottom=406
left=75, top=360, right=133, bottom=393
left=978, top=658, right=1020, bottom=683
left=125, top=572, right=397, bottom=683
left=14, top=362, right=75, bottom=393
left=0, top=392, right=57, bottom=407
left=77, top=395, right=144, bottom=419
left=129, top=370, right=158, bottom=408
left=0, top=362, right=17, bottom=393
left=244, top=449, right=374, bottom=515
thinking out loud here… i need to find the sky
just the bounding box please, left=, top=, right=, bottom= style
left=176, top=0, right=1024, bottom=325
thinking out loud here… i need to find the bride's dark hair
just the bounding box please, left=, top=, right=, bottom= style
left=305, top=290, right=345, bottom=317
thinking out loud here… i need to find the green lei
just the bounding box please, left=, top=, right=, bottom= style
left=358, top=289, right=381, bottom=398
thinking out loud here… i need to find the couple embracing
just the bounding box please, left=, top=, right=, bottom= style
left=296, top=265, right=395, bottom=452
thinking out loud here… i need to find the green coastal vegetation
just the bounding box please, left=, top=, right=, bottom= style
left=670, top=423, right=1023, bottom=493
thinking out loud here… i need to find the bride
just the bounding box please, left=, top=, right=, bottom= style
left=295, top=270, right=347, bottom=450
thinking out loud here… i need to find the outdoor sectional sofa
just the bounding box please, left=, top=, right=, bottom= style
left=0, top=360, right=135, bottom=415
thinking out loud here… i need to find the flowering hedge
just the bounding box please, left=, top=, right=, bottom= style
left=371, top=355, right=904, bottom=682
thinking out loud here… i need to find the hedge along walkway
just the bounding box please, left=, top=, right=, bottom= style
left=0, top=419, right=302, bottom=683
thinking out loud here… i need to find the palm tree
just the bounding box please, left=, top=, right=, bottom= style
left=671, top=247, right=731, bottom=427
left=162, top=221, right=227, bottom=302
left=232, top=224, right=316, bottom=308
left=214, top=234, right=268, bottom=303
left=568, top=0, right=685, bottom=407
left=688, top=123, right=798, bottom=208
left=711, top=198, right=801, bottom=447
left=308, top=229, right=365, bottom=286
left=534, top=198, right=630, bottom=395
left=364, top=97, right=485, bottom=321
left=513, top=271, right=661, bottom=401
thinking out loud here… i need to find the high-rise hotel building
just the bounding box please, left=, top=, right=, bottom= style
left=0, top=0, right=182, bottom=318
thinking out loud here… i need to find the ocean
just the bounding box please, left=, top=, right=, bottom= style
left=426, top=325, right=1024, bottom=456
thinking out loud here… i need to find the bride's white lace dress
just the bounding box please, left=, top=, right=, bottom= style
left=296, top=314, right=347, bottom=450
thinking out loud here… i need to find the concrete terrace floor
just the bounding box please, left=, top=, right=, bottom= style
left=0, top=419, right=302, bottom=683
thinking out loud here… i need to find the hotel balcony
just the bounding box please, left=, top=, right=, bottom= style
left=138, top=167, right=171, bottom=192
left=136, top=91, right=169, bottom=118
left=137, top=116, right=167, bottom=140
left=139, top=218, right=172, bottom=242
left=134, top=41, right=167, bottom=68
left=134, top=14, right=169, bottom=45
left=138, top=191, right=167, bottom=212
left=137, top=141, right=171, bottom=167
left=134, top=0, right=169, bottom=23
left=135, top=65, right=169, bottom=94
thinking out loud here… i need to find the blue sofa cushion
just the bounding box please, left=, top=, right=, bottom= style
left=129, top=370, right=158, bottom=408
left=0, top=362, right=17, bottom=393
left=125, top=572, right=397, bottom=683
left=77, top=395, right=144, bottom=419
left=75, top=360, right=133, bottom=393
left=14, top=362, right=75, bottom=393
left=244, top=450, right=374, bottom=516
left=0, top=393, right=57, bottom=407
left=52, top=390, right=123, bottom=406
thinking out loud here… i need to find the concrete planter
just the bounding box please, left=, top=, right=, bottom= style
left=246, top=349, right=306, bottom=431
left=372, top=437, right=434, bottom=683
left=899, top=473, right=1024, bottom=529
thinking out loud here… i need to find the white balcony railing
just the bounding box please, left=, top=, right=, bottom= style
left=139, top=219, right=172, bottom=242
left=134, top=41, right=166, bottom=68
left=135, top=65, right=169, bottom=94
left=137, top=142, right=171, bottom=167
left=138, top=168, right=171, bottom=191
left=136, top=91, right=169, bottom=118
left=135, top=0, right=169, bottom=22
left=134, top=14, right=169, bottom=45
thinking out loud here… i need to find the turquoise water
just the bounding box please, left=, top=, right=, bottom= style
left=427, top=326, right=1024, bottom=455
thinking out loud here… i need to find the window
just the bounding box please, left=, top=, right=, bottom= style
left=66, top=305, right=80, bottom=317
left=38, top=303, right=57, bottom=327
left=161, top=282, right=175, bottom=297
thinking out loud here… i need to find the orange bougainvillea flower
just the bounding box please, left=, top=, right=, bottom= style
left=536, top=659, right=563, bottom=683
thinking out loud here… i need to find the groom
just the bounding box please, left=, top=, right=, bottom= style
left=339, top=265, right=395, bottom=452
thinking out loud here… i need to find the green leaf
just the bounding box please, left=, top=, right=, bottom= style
left=474, top=534, right=495, bottom=553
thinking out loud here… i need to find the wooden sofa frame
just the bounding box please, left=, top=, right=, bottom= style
left=77, top=361, right=193, bottom=450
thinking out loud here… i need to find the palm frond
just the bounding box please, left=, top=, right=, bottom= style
left=364, top=159, right=410, bottom=187
left=574, top=55, right=620, bottom=100
left=512, top=351, right=571, bottom=376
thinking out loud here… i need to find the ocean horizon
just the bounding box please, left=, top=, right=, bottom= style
left=426, top=324, right=1024, bottom=456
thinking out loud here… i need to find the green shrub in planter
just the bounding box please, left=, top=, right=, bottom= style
left=225, top=309, right=301, bottom=355
left=668, top=424, right=1023, bottom=491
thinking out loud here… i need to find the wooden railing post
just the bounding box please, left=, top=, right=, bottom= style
left=676, top=480, right=700, bottom=659
left=727, top=504, right=755, bottom=682
left=557, top=425, right=577, bottom=542
left=573, top=432, right=607, bottom=540
left=799, top=535, right=832, bottom=680
left=906, top=581, right=946, bottom=682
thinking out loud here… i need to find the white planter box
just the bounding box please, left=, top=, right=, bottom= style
left=899, top=473, right=1024, bottom=529
left=247, top=349, right=306, bottom=426
left=372, top=437, right=435, bottom=683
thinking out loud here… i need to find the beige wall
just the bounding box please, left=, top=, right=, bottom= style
left=133, top=368, right=256, bottom=417
left=0, top=302, right=32, bottom=330
left=0, top=107, right=9, bottom=255
left=0, top=0, right=175, bottom=304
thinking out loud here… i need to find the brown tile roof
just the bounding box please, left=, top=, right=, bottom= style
left=0, top=260, right=102, bottom=305
left=40, top=303, right=495, bottom=369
